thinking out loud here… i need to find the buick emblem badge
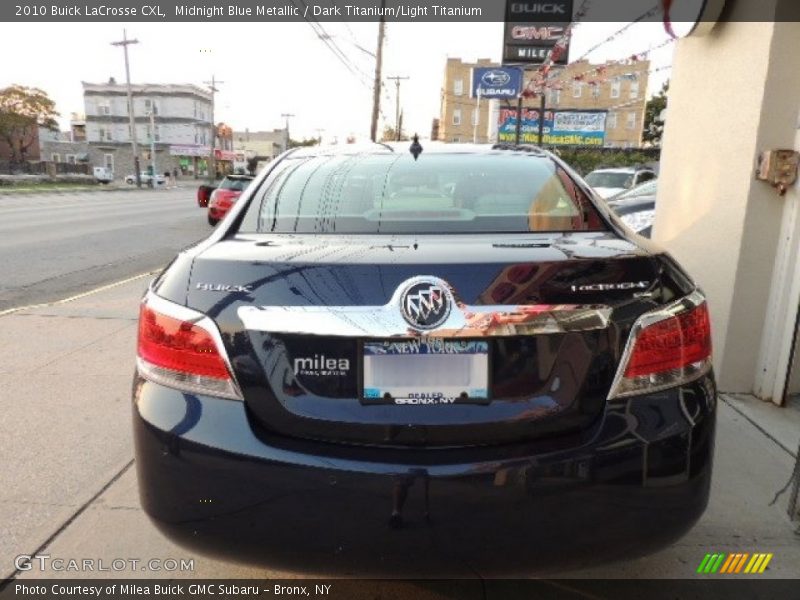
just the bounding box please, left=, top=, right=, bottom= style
left=400, top=279, right=451, bottom=330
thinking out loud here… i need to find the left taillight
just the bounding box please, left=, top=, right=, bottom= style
left=136, top=292, right=242, bottom=400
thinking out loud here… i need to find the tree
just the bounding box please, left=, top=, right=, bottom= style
left=0, top=85, right=59, bottom=164
left=380, top=125, right=408, bottom=142
left=288, top=137, right=320, bottom=148
left=642, top=81, right=669, bottom=148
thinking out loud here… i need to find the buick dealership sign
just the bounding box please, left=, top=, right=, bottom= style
left=503, top=0, right=572, bottom=65
left=472, top=67, right=523, bottom=99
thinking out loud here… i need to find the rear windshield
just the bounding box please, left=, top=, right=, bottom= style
left=219, top=177, right=252, bottom=191
left=585, top=172, right=633, bottom=189
left=616, top=179, right=657, bottom=200
left=242, top=153, right=606, bottom=234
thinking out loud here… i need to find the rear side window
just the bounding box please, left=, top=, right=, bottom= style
left=242, top=153, right=607, bottom=234
left=219, top=177, right=251, bottom=191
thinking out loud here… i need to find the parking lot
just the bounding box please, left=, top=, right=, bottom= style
left=0, top=188, right=798, bottom=582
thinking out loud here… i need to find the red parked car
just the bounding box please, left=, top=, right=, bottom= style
left=207, top=175, right=254, bottom=225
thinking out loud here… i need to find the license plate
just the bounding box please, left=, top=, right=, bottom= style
left=362, top=339, right=489, bottom=405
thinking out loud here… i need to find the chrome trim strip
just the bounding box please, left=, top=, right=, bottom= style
left=138, top=290, right=244, bottom=401
left=607, top=289, right=710, bottom=400
left=238, top=276, right=611, bottom=338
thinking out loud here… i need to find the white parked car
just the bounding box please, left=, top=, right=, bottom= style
left=584, top=167, right=656, bottom=199
left=124, top=172, right=166, bottom=186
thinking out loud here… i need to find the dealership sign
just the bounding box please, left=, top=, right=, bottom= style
left=471, top=67, right=523, bottom=99
left=169, top=144, right=209, bottom=157
left=497, top=108, right=607, bottom=146
left=503, top=0, right=572, bottom=65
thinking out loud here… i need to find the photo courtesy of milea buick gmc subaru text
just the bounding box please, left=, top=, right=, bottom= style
left=133, top=142, right=716, bottom=575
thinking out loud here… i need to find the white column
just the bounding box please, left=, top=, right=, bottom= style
left=653, top=15, right=800, bottom=397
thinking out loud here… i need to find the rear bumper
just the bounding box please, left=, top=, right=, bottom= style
left=133, top=374, right=716, bottom=576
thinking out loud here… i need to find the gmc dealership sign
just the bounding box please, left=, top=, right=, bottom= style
left=503, top=0, right=572, bottom=65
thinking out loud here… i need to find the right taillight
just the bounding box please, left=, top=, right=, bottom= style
left=136, top=291, right=242, bottom=400
left=609, top=292, right=712, bottom=399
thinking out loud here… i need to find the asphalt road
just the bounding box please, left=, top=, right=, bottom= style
left=0, top=187, right=210, bottom=310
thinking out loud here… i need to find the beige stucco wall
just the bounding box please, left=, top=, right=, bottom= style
left=653, top=11, right=800, bottom=393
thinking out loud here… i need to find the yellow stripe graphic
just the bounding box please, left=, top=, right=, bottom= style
left=758, top=553, right=773, bottom=573
left=751, top=554, right=767, bottom=573
left=744, top=554, right=760, bottom=573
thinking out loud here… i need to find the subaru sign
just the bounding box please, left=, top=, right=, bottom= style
left=471, top=67, right=523, bottom=99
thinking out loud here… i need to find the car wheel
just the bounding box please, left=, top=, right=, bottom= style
left=208, top=215, right=219, bottom=226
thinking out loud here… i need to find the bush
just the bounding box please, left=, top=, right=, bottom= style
left=550, top=147, right=660, bottom=176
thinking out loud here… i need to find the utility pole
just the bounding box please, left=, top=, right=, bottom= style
left=281, top=113, right=295, bottom=150
left=111, top=29, right=141, bottom=188
left=537, top=92, right=546, bottom=147
left=203, top=75, right=224, bottom=182
left=387, top=75, right=409, bottom=141
left=370, top=0, right=387, bottom=142
left=148, top=108, right=157, bottom=187
left=314, top=128, right=325, bottom=145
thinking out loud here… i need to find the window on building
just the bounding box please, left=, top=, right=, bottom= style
left=144, top=99, right=158, bottom=115
left=630, top=80, right=640, bottom=99
left=98, top=127, right=112, bottom=142
left=66, top=154, right=76, bottom=164
left=51, top=153, right=61, bottom=163
left=591, top=85, right=600, bottom=99
left=610, top=80, right=621, bottom=99
left=572, top=82, right=582, bottom=98
left=454, top=79, right=464, bottom=96
left=104, top=153, right=114, bottom=172
left=549, top=88, right=561, bottom=105
left=607, top=112, right=618, bottom=129
left=98, top=102, right=111, bottom=116
left=626, top=112, right=637, bottom=129
left=453, top=108, right=462, bottom=126
left=452, top=136, right=460, bottom=143
left=193, top=101, right=197, bottom=118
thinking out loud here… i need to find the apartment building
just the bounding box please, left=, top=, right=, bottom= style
left=82, top=80, right=214, bottom=177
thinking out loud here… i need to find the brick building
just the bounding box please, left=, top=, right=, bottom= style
left=438, top=57, right=650, bottom=148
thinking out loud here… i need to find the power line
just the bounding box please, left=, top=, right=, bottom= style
left=293, top=0, right=372, bottom=89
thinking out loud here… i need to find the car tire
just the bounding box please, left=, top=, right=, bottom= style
left=208, top=215, right=219, bottom=226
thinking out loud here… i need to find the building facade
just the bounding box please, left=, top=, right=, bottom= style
left=233, top=129, right=287, bottom=172
left=438, top=57, right=650, bottom=148
left=83, top=80, right=214, bottom=178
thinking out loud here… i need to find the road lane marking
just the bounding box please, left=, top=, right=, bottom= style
left=0, top=271, right=157, bottom=317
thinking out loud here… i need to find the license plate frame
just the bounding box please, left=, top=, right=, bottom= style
left=360, top=339, right=491, bottom=405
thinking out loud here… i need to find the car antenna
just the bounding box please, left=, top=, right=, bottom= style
left=409, top=134, right=423, bottom=161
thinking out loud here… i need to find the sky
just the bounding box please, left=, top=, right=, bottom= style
left=0, top=20, right=675, bottom=141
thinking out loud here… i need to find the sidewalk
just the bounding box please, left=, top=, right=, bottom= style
left=2, top=278, right=799, bottom=580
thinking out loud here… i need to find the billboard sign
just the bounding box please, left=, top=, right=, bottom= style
left=503, top=0, right=572, bottom=65
left=471, top=67, right=523, bottom=99
left=497, top=108, right=608, bottom=146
